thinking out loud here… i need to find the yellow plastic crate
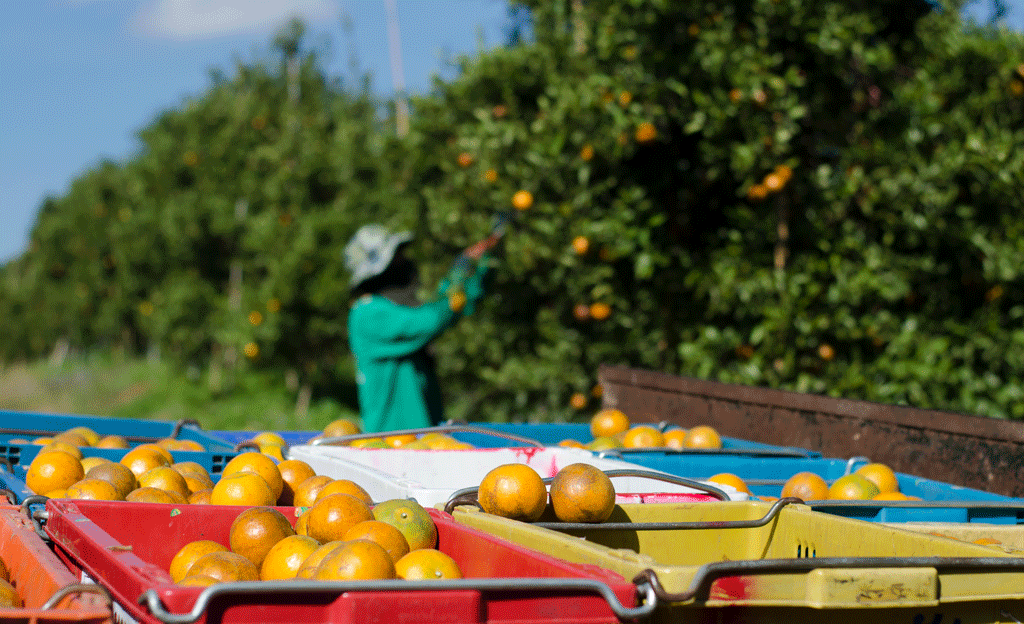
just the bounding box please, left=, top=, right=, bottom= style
left=451, top=501, right=1024, bottom=623
left=890, top=522, right=1024, bottom=554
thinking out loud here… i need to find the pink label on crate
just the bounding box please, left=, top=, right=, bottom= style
left=614, top=493, right=716, bottom=503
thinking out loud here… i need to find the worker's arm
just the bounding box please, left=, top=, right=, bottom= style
left=350, top=297, right=457, bottom=360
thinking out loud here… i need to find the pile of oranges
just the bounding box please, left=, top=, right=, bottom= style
left=476, top=462, right=617, bottom=525
left=705, top=462, right=920, bottom=502
left=170, top=496, right=460, bottom=585
left=306, top=418, right=476, bottom=451
left=569, top=408, right=723, bottom=451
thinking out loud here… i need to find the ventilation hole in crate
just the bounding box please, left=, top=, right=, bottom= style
left=796, top=543, right=802, bottom=558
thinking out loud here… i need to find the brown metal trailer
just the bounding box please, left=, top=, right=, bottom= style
left=597, top=364, right=1024, bottom=498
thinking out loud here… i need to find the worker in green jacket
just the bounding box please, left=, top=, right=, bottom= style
left=344, top=224, right=497, bottom=433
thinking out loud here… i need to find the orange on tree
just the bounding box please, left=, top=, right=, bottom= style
left=372, top=498, right=438, bottom=551
left=590, top=409, right=630, bottom=438
left=573, top=303, right=591, bottom=321
left=477, top=463, right=548, bottom=522
left=26, top=450, right=84, bottom=495
left=707, top=473, right=751, bottom=495
left=395, top=549, right=463, bottom=580
left=313, top=539, right=396, bottom=581
left=260, top=535, right=320, bottom=581
left=229, top=507, right=296, bottom=568
left=635, top=121, right=657, bottom=143
left=296, top=540, right=346, bottom=579
left=344, top=520, right=410, bottom=563
left=780, top=472, right=829, bottom=501
left=827, top=474, right=881, bottom=500
left=571, top=236, right=590, bottom=255
left=855, top=463, right=900, bottom=494
left=65, top=478, right=122, bottom=501
left=589, top=302, right=611, bottom=320
left=550, top=463, right=616, bottom=523
left=662, top=428, right=688, bottom=449
left=569, top=392, right=587, bottom=410
left=293, top=475, right=334, bottom=507
left=169, top=540, right=229, bottom=583
left=317, top=479, right=373, bottom=505
left=120, top=445, right=170, bottom=479
left=457, top=152, right=473, bottom=168
left=305, top=493, right=374, bottom=543
left=580, top=144, right=594, bottom=161
left=210, top=471, right=276, bottom=507
left=277, top=459, right=317, bottom=506
left=622, top=425, right=665, bottom=448
left=222, top=452, right=284, bottom=501
left=683, top=425, right=722, bottom=449
left=511, top=190, right=534, bottom=211
left=188, top=551, right=259, bottom=583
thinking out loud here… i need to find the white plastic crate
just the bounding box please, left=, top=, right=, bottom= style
left=287, top=444, right=748, bottom=507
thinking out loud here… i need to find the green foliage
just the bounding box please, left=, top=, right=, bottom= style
left=2, top=3, right=1023, bottom=422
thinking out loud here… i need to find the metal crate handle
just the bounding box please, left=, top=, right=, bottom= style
left=0, top=489, right=16, bottom=505
left=42, top=583, right=113, bottom=610
left=310, top=424, right=545, bottom=448
left=170, top=419, right=202, bottom=439
left=20, top=494, right=50, bottom=540
left=633, top=555, right=1024, bottom=605
left=138, top=577, right=657, bottom=624
left=443, top=468, right=734, bottom=515
left=233, top=441, right=262, bottom=453
left=532, top=496, right=801, bottom=531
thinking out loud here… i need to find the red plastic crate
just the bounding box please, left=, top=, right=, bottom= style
left=0, top=504, right=111, bottom=624
left=43, top=500, right=644, bottom=624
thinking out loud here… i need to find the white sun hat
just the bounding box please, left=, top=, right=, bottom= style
left=344, top=224, right=414, bottom=288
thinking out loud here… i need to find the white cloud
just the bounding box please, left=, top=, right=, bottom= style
left=136, top=0, right=339, bottom=40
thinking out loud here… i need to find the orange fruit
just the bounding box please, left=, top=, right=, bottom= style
left=260, top=535, right=320, bottom=581
left=41, top=441, right=83, bottom=460
left=683, top=425, right=723, bottom=449
left=178, top=574, right=219, bottom=587
left=95, top=435, right=129, bottom=449
left=707, top=473, right=752, bottom=495
left=138, top=466, right=191, bottom=500
left=570, top=392, right=587, bottom=409
left=294, top=512, right=309, bottom=536
left=65, top=478, right=123, bottom=501
left=621, top=425, right=665, bottom=448
left=590, top=409, right=630, bottom=438
left=511, top=190, right=534, bottom=211
left=229, top=507, right=296, bottom=568
left=210, top=472, right=276, bottom=507
left=635, top=121, right=657, bottom=143
left=349, top=437, right=388, bottom=448
left=372, top=498, right=438, bottom=551
left=781, top=472, right=829, bottom=501
left=457, top=152, right=473, bottom=168
left=188, top=551, right=259, bottom=583
left=52, top=431, right=89, bottom=447
left=188, top=489, right=213, bottom=505
left=395, top=549, right=463, bottom=580
left=252, top=432, right=287, bottom=448
left=483, top=168, right=498, bottom=182
left=25, top=450, right=85, bottom=495
left=222, top=452, right=284, bottom=501
left=305, top=493, right=374, bottom=543
left=138, top=443, right=174, bottom=464
left=0, top=557, right=8, bottom=582
left=855, top=463, right=900, bottom=494
left=31, top=437, right=54, bottom=445
left=87, top=458, right=138, bottom=498
left=120, top=446, right=170, bottom=479
left=478, top=464, right=548, bottom=522
left=313, top=539, right=396, bottom=581
left=259, top=444, right=285, bottom=462
left=558, top=439, right=585, bottom=448
left=43, top=489, right=68, bottom=499
left=277, top=459, right=317, bottom=506
left=79, top=457, right=110, bottom=473
left=65, top=426, right=101, bottom=446
left=323, top=418, right=361, bottom=438
left=0, top=579, right=22, bottom=608
left=573, top=303, right=591, bottom=321
left=571, top=236, right=590, bottom=255
left=344, top=520, right=410, bottom=563
left=589, top=302, right=611, bottom=320
left=662, top=428, right=688, bottom=449
left=169, top=540, right=229, bottom=583
left=126, top=487, right=185, bottom=504
left=296, top=541, right=346, bottom=579
left=171, top=461, right=210, bottom=479
left=828, top=474, right=881, bottom=500
left=385, top=434, right=417, bottom=448
left=318, top=479, right=373, bottom=505
left=293, top=475, right=334, bottom=507
left=549, top=463, right=616, bottom=523
left=873, top=491, right=911, bottom=501
left=588, top=436, right=621, bottom=451
left=182, top=472, right=215, bottom=494
left=175, top=440, right=206, bottom=452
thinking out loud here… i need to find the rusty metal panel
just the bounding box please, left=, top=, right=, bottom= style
left=598, top=364, right=1024, bottom=498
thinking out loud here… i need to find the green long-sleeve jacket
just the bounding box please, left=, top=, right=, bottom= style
left=348, top=258, right=488, bottom=433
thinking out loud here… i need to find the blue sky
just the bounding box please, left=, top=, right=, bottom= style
left=1, top=0, right=1021, bottom=265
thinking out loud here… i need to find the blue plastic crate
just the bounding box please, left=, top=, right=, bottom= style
left=0, top=465, right=32, bottom=504
left=451, top=422, right=822, bottom=458
left=0, top=411, right=238, bottom=477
